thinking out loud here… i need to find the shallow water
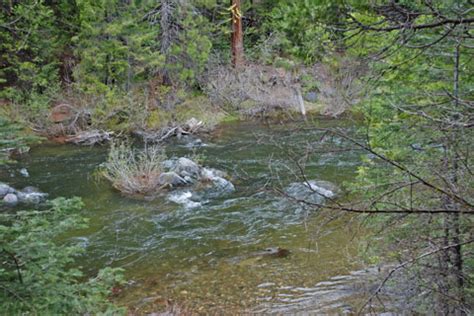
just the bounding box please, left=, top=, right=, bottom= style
left=2, top=118, right=375, bottom=313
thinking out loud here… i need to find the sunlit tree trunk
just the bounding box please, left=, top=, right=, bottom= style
left=230, top=0, right=244, bottom=68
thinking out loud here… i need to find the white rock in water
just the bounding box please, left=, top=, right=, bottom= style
left=285, top=180, right=338, bottom=205
left=21, top=186, right=40, bottom=194
left=168, top=191, right=201, bottom=208
left=0, top=183, right=15, bottom=198
left=3, top=193, right=18, bottom=205
left=304, top=181, right=335, bottom=198
left=17, top=192, right=48, bottom=204
left=201, top=168, right=228, bottom=181
left=19, top=168, right=29, bottom=177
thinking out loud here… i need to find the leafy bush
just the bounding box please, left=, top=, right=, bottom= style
left=101, top=142, right=166, bottom=196
left=0, top=116, right=41, bottom=163
left=0, top=197, right=125, bottom=314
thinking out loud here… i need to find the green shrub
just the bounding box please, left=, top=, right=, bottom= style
left=0, top=116, right=41, bottom=163
left=0, top=197, right=125, bottom=315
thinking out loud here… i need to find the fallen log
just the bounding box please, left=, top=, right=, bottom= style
left=134, top=118, right=204, bottom=143
left=65, top=130, right=113, bottom=145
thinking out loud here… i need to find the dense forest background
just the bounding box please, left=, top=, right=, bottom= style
left=1, top=0, right=473, bottom=314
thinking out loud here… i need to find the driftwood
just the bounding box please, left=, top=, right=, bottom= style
left=134, top=118, right=204, bottom=143
left=65, top=130, right=113, bottom=145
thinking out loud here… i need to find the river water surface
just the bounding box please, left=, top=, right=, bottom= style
left=2, top=119, right=382, bottom=314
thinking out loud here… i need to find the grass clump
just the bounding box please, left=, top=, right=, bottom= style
left=101, top=141, right=166, bottom=196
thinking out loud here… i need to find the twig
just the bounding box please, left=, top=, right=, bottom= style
left=358, top=239, right=474, bottom=314
left=2, top=248, right=23, bottom=284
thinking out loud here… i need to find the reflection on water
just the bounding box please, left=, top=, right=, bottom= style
left=254, top=267, right=380, bottom=314
left=2, top=119, right=377, bottom=313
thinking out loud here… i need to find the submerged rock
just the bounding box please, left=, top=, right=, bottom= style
left=230, top=247, right=291, bottom=266
left=3, top=193, right=18, bottom=205
left=1, top=185, right=47, bottom=205
left=21, top=186, right=41, bottom=194
left=158, top=172, right=187, bottom=187
left=19, top=168, right=30, bottom=177
left=168, top=191, right=201, bottom=208
left=201, top=167, right=228, bottom=181
left=184, top=138, right=205, bottom=148
left=256, top=247, right=291, bottom=258
left=17, top=190, right=48, bottom=204
left=208, top=176, right=235, bottom=195
left=285, top=180, right=338, bottom=204
left=200, top=168, right=235, bottom=198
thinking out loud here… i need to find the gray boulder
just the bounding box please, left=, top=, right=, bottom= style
left=183, top=175, right=195, bottom=184
left=158, top=172, right=187, bottom=187
left=21, top=186, right=41, bottom=194
left=0, top=183, right=15, bottom=198
left=200, top=168, right=228, bottom=181
left=19, top=168, right=30, bottom=177
left=3, top=193, right=18, bottom=205
left=200, top=168, right=235, bottom=198
left=161, top=159, right=177, bottom=170
left=210, top=176, right=235, bottom=195
left=173, top=157, right=201, bottom=178
left=285, top=180, right=338, bottom=205
left=17, top=191, right=48, bottom=204
left=13, top=187, right=48, bottom=204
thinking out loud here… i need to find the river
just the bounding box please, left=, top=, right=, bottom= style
left=2, top=118, right=387, bottom=314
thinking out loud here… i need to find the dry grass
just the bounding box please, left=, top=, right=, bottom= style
left=101, top=142, right=166, bottom=196
left=204, top=63, right=304, bottom=117
left=311, top=57, right=367, bottom=116
left=203, top=57, right=367, bottom=118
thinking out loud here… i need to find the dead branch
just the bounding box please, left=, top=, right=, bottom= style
left=358, top=238, right=474, bottom=314
left=65, top=130, right=113, bottom=146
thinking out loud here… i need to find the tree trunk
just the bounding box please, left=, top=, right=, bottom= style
left=440, top=38, right=464, bottom=314
left=230, top=0, right=244, bottom=68
left=448, top=40, right=464, bottom=309
left=160, top=0, right=174, bottom=85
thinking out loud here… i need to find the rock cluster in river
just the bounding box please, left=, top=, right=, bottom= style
left=0, top=182, right=48, bottom=206
left=159, top=157, right=235, bottom=207
left=159, top=158, right=232, bottom=188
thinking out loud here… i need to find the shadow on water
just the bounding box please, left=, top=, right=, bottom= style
left=1, top=118, right=390, bottom=313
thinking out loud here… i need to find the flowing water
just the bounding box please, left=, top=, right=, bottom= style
left=2, top=118, right=385, bottom=314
